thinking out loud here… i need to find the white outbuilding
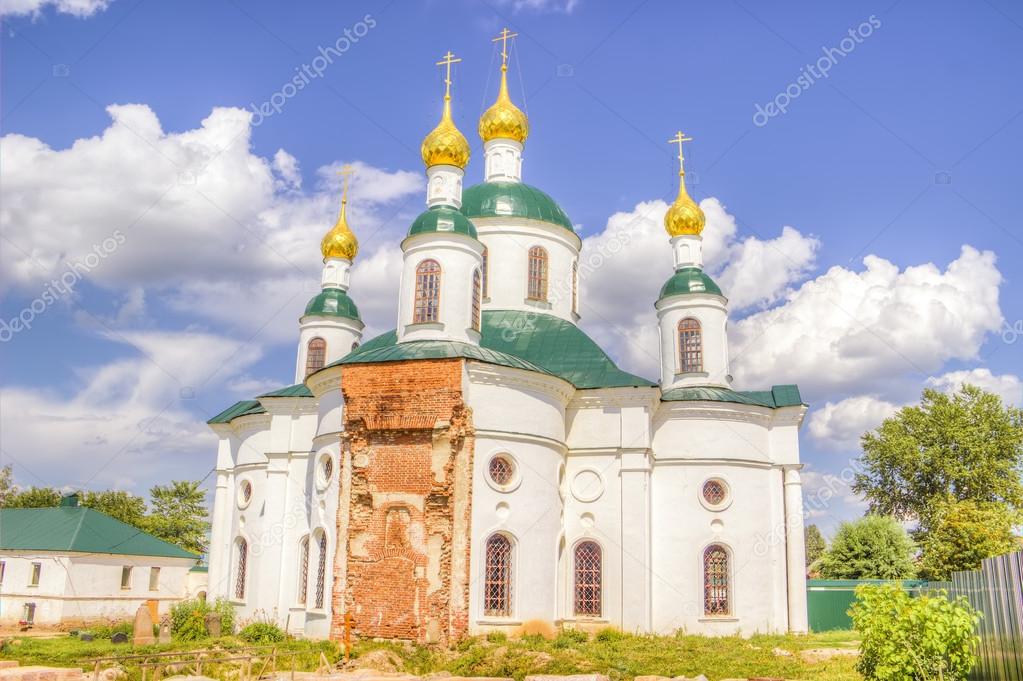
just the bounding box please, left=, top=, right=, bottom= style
left=0, top=494, right=202, bottom=627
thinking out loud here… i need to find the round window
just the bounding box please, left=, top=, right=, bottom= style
left=322, top=456, right=334, bottom=483
left=701, top=478, right=730, bottom=509
left=488, top=455, right=515, bottom=486
left=238, top=479, right=253, bottom=508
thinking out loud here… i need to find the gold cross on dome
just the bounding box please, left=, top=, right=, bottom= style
left=668, top=130, right=693, bottom=175
left=337, top=164, right=355, bottom=202
left=436, top=50, right=462, bottom=99
left=492, top=28, right=519, bottom=68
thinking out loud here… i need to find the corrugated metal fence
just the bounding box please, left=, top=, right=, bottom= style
left=947, top=552, right=1023, bottom=681
left=807, top=552, right=1023, bottom=681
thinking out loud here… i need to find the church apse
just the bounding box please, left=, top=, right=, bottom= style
left=334, top=358, right=475, bottom=643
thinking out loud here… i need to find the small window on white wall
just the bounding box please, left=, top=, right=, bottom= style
left=29, top=562, right=41, bottom=586
left=149, top=567, right=161, bottom=591
left=700, top=478, right=732, bottom=511
left=121, top=566, right=132, bottom=590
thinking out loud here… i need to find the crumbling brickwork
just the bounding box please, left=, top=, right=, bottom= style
left=332, top=358, right=474, bottom=643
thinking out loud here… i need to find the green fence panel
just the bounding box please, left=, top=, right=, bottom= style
left=806, top=579, right=930, bottom=632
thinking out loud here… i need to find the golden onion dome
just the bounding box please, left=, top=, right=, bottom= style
left=421, top=96, right=471, bottom=169
left=664, top=174, right=705, bottom=236
left=479, top=66, right=529, bottom=144
left=321, top=195, right=359, bottom=260
left=664, top=130, right=705, bottom=236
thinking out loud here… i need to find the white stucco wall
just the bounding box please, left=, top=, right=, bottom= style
left=0, top=552, right=194, bottom=625
left=475, top=219, right=582, bottom=323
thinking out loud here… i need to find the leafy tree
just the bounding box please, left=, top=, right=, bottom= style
left=853, top=385, right=1023, bottom=531
left=4, top=486, right=61, bottom=508
left=817, top=515, right=916, bottom=579
left=80, top=490, right=147, bottom=528
left=0, top=465, right=13, bottom=506
left=145, top=480, right=209, bottom=555
left=805, top=524, right=826, bottom=570
left=918, top=500, right=1020, bottom=580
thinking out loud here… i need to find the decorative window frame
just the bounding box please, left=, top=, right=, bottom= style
left=698, top=476, right=733, bottom=512
left=571, top=538, right=605, bottom=619
left=526, top=245, right=549, bottom=302
left=484, top=451, right=522, bottom=493
left=677, top=317, right=704, bottom=375
left=305, top=337, right=327, bottom=377
left=570, top=467, right=606, bottom=503
left=698, top=541, right=737, bottom=621
left=315, top=452, right=335, bottom=493
left=480, top=531, right=517, bottom=621
left=232, top=534, right=250, bottom=604
left=413, top=258, right=442, bottom=324
left=310, top=527, right=330, bottom=613
left=236, top=477, right=254, bottom=510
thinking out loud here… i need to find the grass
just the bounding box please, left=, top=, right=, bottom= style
left=349, top=629, right=862, bottom=681
left=0, top=636, right=339, bottom=676
left=0, top=629, right=861, bottom=681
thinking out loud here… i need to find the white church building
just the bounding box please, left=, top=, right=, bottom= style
left=205, top=36, right=808, bottom=643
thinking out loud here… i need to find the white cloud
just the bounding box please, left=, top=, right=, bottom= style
left=808, top=368, right=1021, bottom=452
left=808, top=395, right=901, bottom=451
left=926, top=367, right=1022, bottom=406
left=0, top=328, right=260, bottom=490
left=0, top=0, right=110, bottom=17
left=730, top=246, right=1003, bottom=398
left=578, top=197, right=818, bottom=378
left=1, top=105, right=421, bottom=337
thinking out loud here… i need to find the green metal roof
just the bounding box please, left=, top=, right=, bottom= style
left=330, top=310, right=655, bottom=390
left=207, top=399, right=265, bottom=424
left=658, top=267, right=724, bottom=300
left=304, top=287, right=361, bottom=321
left=660, top=384, right=804, bottom=409
left=480, top=310, right=654, bottom=388
left=258, top=383, right=313, bottom=398
left=407, top=205, right=478, bottom=239
left=461, top=182, right=574, bottom=232
left=0, top=506, right=198, bottom=559
left=334, top=333, right=551, bottom=376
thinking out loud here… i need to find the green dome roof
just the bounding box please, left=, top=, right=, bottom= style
left=304, top=287, right=361, bottom=321
left=658, top=267, right=724, bottom=300
left=408, top=205, right=478, bottom=239
left=461, top=181, right=574, bottom=231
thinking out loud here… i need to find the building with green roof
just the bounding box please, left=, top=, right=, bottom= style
left=0, top=494, right=204, bottom=626
left=202, top=43, right=811, bottom=642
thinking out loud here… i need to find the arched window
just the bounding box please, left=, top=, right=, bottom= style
left=703, top=545, right=730, bottom=615
left=527, top=246, right=548, bottom=301
left=234, top=538, right=248, bottom=600
left=573, top=541, right=602, bottom=616
left=481, top=246, right=489, bottom=299
left=314, top=531, right=328, bottom=609
left=414, top=259, right=442, bottom=323
left=297, top=536, right=310, bottom=605
left=305, top=337, right=326, bottom=377
left=678, top=318, right=703, bottom=373
left=471, top=269, right=482, bottom=332
left=571, top=260, right=578, bottom=315
left=483, top=534, right=513, bottom=616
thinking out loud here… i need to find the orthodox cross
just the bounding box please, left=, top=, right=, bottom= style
left=492, top=28, right=518, bottom=69
left=436, top=50, right=462, bottom=99
left=668, top=130, right=693, bottom=175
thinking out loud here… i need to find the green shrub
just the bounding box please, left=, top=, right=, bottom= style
left=850, top=583, right=980, bottom=681
left=169, top=597, right=236, bottom=641
left=238, top=621, right=286, bottom=644
left=485, top=630, right=508, bottom=643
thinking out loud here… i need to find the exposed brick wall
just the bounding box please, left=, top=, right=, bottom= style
left=332, top=358, right=474, bottom=644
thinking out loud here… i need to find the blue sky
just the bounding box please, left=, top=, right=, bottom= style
left=1, top=0, right=1021, bottom=535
